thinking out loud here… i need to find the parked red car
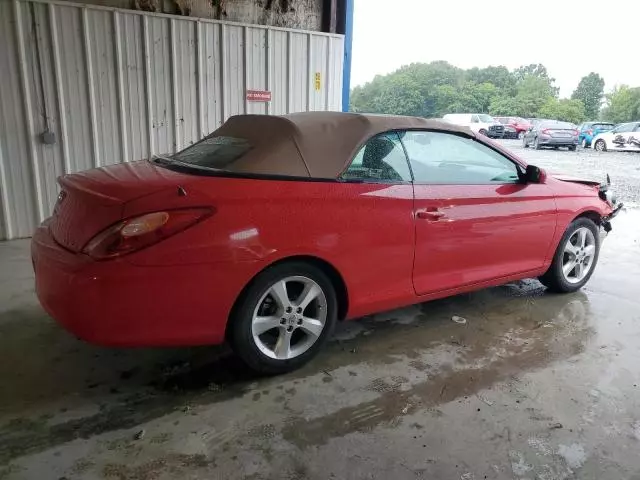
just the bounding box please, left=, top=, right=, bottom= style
left=494, top=116, right=532, bottom=139
left=32, top=113, right=622, bottom=373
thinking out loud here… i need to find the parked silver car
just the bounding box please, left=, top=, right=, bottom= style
left=522, top=121, right=579, bottom=151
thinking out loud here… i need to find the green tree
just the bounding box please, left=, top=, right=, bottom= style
left=467, top=66, right=516, bottom=95
left=571, top=73, right=605, bottom=119
left=601, top=85, right=640, bottom=123
left=538, top=98, right=586, bottom=124
left=513, top=76, right=556, bottom=117
left=489, top=96, right=522, bottom=116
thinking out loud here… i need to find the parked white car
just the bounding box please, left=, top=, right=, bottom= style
left=592, top=121, right=640, bottom=152
left=442, top=113, right=505, bottom=138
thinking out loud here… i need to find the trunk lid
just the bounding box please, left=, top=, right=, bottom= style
left=50, top=160, right=194, bottom=252
left=547, top=128, right=574, bottom=138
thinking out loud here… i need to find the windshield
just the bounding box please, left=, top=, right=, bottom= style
left=167, top=136, right=252, bottom=170
left=478, top=114, right=494, bottom=123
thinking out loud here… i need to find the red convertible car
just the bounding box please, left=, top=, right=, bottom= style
left=32, top=112, right=622, bottom=373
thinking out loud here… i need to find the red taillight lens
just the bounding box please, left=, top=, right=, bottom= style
left=542, top=129, right=550, bottom=135
left=573, top=130, right=579, bottom=136
left=83, top=208, right=212, bottom=260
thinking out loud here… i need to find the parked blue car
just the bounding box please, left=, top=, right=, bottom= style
left=577, top=122, right=616, bottom=148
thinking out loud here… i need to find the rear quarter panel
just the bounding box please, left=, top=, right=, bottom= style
left=124, top=177, right=417, bottom=320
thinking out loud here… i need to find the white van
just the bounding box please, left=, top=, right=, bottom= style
left=442, top=113, right=505, bottom=139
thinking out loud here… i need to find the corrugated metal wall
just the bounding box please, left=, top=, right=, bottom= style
left=0, top=0, right=344, bottom=240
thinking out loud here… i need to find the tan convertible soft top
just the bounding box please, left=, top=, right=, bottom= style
left=210, top=112, right=474, bottom=178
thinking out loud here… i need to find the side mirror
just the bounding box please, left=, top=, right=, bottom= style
left=524, top=164, right=544, bottom=183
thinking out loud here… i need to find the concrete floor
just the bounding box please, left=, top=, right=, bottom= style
left=2, top=151, right=640, bottom=479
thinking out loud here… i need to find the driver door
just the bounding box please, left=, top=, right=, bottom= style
left=401, top=130, right=557, bottom=295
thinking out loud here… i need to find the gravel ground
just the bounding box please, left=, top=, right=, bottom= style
left=498, top=139, right=640, bottom=206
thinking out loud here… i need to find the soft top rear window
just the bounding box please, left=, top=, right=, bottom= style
left=170, top=136, right=252, bottom=170
left=593, top=123, right=614, bottom=129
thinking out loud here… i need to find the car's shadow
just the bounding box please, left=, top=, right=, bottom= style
left=0, top=279, right=594, bottom=465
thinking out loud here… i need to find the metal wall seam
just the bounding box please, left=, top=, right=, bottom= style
left=242, top=25, right=249, bottom=114
left=48, top=2, right=71, bottom=175
left=306, top=33, right=312, bottom=111
left=286, top=30, right=292, bottom=114
left=113, top=11, right=129, bottom=163
left=81, top=7, right=100, bottom=167
left=325, top=36, right=332, bottom=110
left=0, top=136, right=11, bottom=240
left=265, top=28, right=271, bottom=115
left=169, top=18, right=179, bottom=151
left=195, top=20, right=204, bottom=139
left=220, top=23, right=226, bottom=122
left=142, top=15, right=154, bottom=157
left=13, top=0, right=45, bottom=223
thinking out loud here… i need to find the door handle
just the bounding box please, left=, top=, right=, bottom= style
left=416, top=209, right=445, bottom=220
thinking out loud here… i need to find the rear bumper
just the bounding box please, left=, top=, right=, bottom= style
left=539, top=136, right=579, bottom=146
left=31, top=225, right=252, bottom=347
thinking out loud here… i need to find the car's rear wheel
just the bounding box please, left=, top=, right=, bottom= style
left=569, top=145, right=577, bottom=151
left=594, top=139, right=607, bottom=152
left=538, top=218, right=600, bottom=293
left=534, top=137, right=542, bottom=150
left=227, top=262, right=337, bottom=374
left=522, top=136, right=529, bottom=148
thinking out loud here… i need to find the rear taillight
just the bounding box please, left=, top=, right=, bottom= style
left=587, top=129, right=592, bottom=135
left=83, top=208, right=212, bottom=260
left=542, top=129, right=550, bottom=135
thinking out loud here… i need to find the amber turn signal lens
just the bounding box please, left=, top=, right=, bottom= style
left=121, top=212, right=169, bottom=237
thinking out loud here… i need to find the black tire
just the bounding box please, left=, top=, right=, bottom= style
left=594, top=139, right=607, bottom=152
left=227, top=261, right=338, bottom=374
left=479, top=129, right=488, bottom=136
left=569, top=145, right=577, bottom=151
left=534, top=137, right=542, bottom=150
left=538, top=218, right=600, bottom=293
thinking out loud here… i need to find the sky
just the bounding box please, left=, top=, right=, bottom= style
left=351, top=0, right=640, bottom=98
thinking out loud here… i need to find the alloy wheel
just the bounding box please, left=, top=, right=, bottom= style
left=251, top=276, right=327, bottom=360
left=561, top=227, right=596, bottom=284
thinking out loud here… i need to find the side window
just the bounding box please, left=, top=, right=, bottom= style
left=634, top=124, right=640, bottom=132
left=341, top=132, right=412, bottom=182
left=615, top=123, right=634, bottom=133
left=401, top=131, right=520, bottom=185
left=470, top=115, right=480, bottom=123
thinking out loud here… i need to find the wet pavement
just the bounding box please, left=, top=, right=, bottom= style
left=1, top=146, right=640, bottom=479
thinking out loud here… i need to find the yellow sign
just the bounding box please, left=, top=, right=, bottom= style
left=314, top=72, right=321, bottom=91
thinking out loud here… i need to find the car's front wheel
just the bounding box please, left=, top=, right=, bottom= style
left=594, top=139, right=607, bottom=152
left=227, top=262, right=338, bottom=374
left=538, top=218, right=600, bottom=293
left=534, top=137, right=542, bottom=150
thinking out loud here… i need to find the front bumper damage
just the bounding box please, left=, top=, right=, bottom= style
left=602, top=202, right=624, bottom=233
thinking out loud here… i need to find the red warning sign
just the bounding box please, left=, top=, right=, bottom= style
left=246, top=90, right=272, bottom=102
